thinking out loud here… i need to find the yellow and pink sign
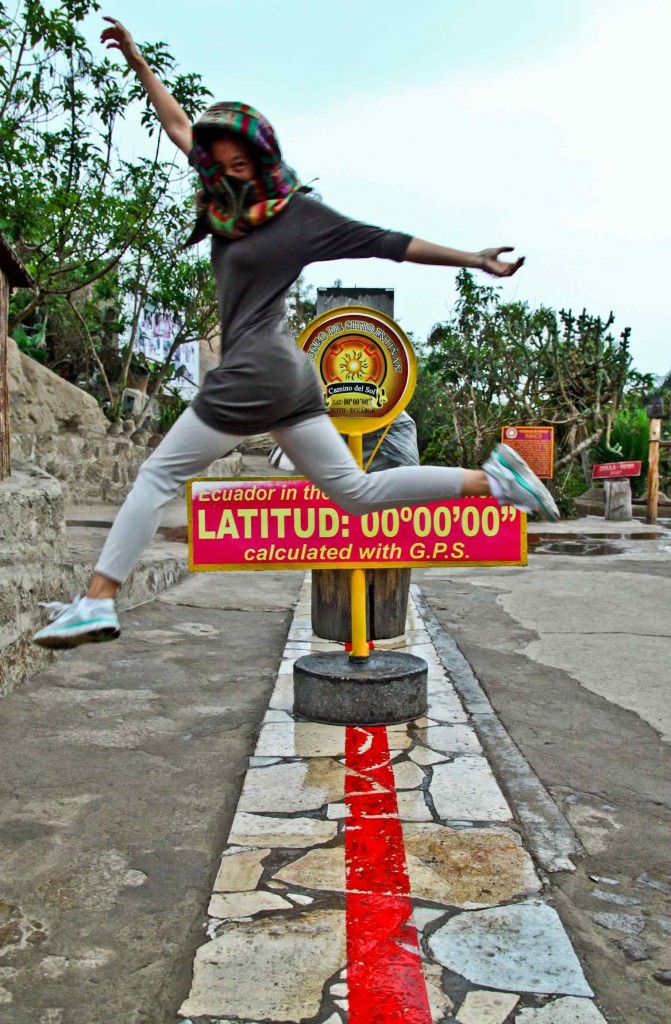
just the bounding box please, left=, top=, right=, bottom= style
left=298, top=306, right=416, bottom=436
left=188, top=478, right=526, bottom=571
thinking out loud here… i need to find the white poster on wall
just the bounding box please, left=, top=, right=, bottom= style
left=132, top=307, right=199, bottom=397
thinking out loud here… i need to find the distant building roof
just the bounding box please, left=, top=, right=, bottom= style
left=316, top=287, right=394, bottom=298
left=0, top=236, right=34, bottom=290
left=316, top=286, right=395, bottom=317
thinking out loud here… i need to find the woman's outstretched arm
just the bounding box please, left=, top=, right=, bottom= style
left=404, top=238, right=525, bottom=278
left=100, top=17, right=192, bottom=156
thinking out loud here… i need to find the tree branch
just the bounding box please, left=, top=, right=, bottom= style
left=67, top=297, right=114, bottom=408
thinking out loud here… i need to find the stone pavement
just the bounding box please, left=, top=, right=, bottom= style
left=0, top=568, right=305, bottom=1024
left=417, top=516, right=671, bottom=1024
left=177, top=578, right=608, bottom=1024
left=1, top=510, right=669, bottom=1023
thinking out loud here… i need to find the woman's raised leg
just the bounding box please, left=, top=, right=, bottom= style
left=273, top=415, right=470, bottom=512
left=273, top=415, right=558, bottom=519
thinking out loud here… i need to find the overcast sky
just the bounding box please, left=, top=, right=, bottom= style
left=90, top=1, right=670, bottom=375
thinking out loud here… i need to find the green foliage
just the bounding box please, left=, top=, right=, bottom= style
left=592, top=408, right=650, bottom=464
left=11, top=322, right=46, bottom=362
left=155, top=388, right=189, bottom=434
left=406, top=362, right=449, bottom=463
left=550, top=463, right=590, bottom=519
left=592, top=408, right=651, bottom=497
left=408, top=270, right=652, bottom=511
left=285, top=276, right=317, bottom=339
left=1, top=0, right=216, bottom=420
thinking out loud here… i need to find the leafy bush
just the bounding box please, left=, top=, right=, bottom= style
left=592, top=407, right=649, bottom=464
left=407, top=270, right=652, bottom=513
left=591, top=408, right=650, bottom=496
left=11, top=324, right=46, bottom=363
left=155, top=389, right=189, bottom=434
left=2, top=0, right=213, bottom=420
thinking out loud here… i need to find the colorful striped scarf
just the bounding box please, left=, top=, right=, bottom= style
left=186, top=102, right=304, bottom=244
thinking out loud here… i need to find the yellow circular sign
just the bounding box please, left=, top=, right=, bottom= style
left=298, top=306, right=417, bottom=435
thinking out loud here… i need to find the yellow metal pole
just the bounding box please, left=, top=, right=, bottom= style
left=348, top=434, right=369, bottom=661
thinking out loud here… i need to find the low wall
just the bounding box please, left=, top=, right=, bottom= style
left=0, top=462, right=66, bottom=566
left=576, top=484, right=671, bottom=518
left=1, top=553, right=188, bottom=696
left=1, top=439, right=242, bottom=693
left=10, top=430, right=243, bottom=505
left=0, top=460, right=191, bottom=694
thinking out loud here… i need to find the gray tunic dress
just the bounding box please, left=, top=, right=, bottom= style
left=191, top=194, right=411, bottom=434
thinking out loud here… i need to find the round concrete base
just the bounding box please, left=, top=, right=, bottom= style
left=293, top=651, right=428, bottom=726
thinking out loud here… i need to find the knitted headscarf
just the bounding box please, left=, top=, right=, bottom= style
left=185, top=101, right=304, bottom=245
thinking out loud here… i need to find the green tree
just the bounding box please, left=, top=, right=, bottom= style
left=285, top=276, right=317, bottom=339
left=121, top=191, right=218, bottom=424
left=410, top=270, right=652, bottom=503
left=2, top=0, right=213, bottom=414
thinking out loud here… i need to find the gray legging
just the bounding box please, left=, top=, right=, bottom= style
left=96, top=407, right=465, bottom=583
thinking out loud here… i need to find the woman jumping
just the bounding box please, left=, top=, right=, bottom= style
left=33, top=17, right=559, bottom=649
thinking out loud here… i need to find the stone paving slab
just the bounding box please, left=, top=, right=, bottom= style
left=179, top=579, right=610, bottom=1024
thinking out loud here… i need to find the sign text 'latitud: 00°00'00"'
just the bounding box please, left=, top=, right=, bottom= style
left=188, top=478, right=527, bottom=570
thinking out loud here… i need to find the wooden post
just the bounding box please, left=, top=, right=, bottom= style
left=604, top=478, right=632, bottom=521
left=311, top=567, right=412, bottom=642
left=0, top=238, right=34, bottom=480
left=647, top=418, right=661, bottom=524
left=0, top=269, right=9, bottom=479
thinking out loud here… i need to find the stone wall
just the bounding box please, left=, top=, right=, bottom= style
left=10, top=430, right=243, bottom=504
left=2, top=343, right=245, bottom=693
left=576, top=484, right=671, bottom=517
left=8, top=336, right=244, bottom=504
left=0, top=271, right=10, bottom=478
left=0, top=461, right=66, bottom=566
left=239, top=432, right=274, bottom=455
left=7, top=336, right=109, bottom=436
left=0, top=459, right=191, bottom=695
left=11, top=430, right=150, bottom=504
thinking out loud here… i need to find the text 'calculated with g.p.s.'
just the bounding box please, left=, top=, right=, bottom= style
left=188, top=479, right=526, bottom=571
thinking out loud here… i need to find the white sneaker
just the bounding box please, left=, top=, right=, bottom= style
left=32, top=596, right=120, bottom=649
left=483, top=443, right=560, bottom=522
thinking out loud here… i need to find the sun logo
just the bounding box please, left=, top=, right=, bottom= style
left=338, top=349, right=369, bottom=380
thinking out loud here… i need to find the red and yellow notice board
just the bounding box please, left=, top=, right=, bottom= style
left=298, top=307, right=416, bottom=436
left=188, top=478, right=526, bottom=571
left=502, top=426, right=554, bottom=479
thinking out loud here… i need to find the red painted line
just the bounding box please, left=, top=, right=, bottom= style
left=345, top=726, right=432, bottom=1024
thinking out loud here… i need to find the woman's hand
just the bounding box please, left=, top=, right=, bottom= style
left=101, top=17, right=144, bottom=70
left=100, top=17, right=191, bottom=154
left=404, top=238, right=526, bottom=275
left=478, top=247, right=525, bottom=277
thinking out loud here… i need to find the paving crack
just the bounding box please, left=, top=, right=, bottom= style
left=158, top=599, right=294, bottom=615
